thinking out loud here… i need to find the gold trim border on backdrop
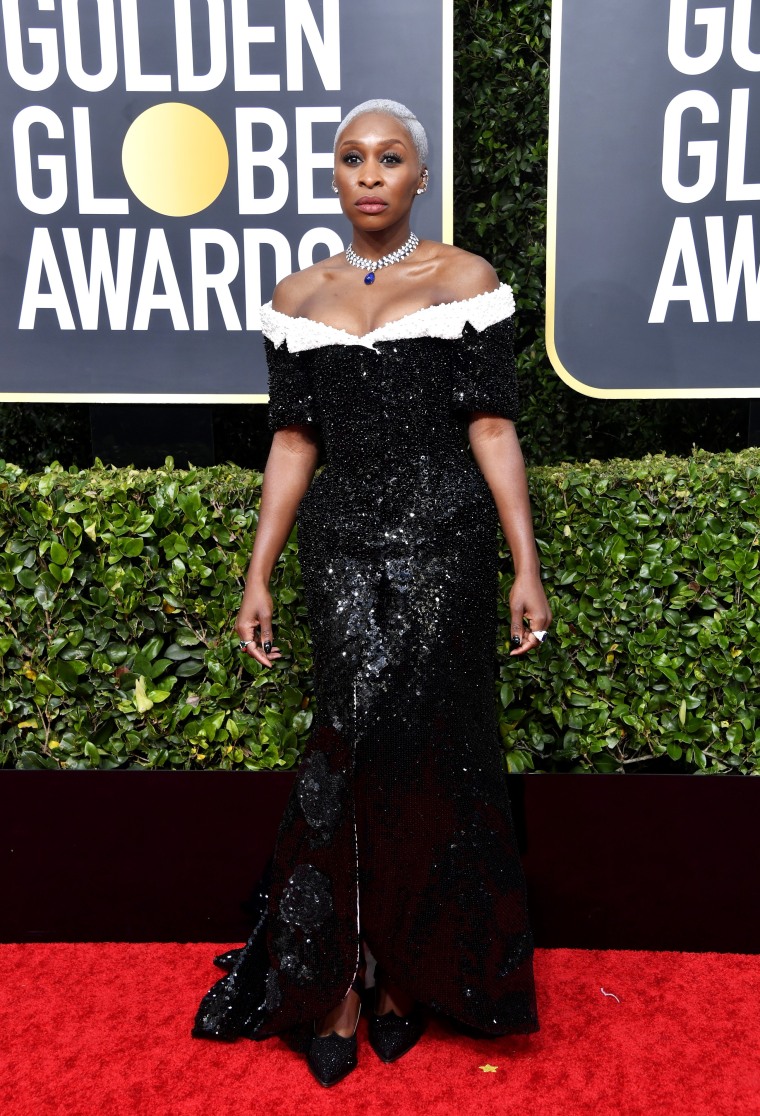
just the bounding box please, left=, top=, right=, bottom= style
left=0, top=0, right=455, bottom=406
left=545, top=0, right=760, bottom=400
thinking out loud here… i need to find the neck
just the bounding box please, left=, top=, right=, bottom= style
left=349, top=219, right=414, bottom=260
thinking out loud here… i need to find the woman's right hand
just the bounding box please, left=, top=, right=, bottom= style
left=235, top=582, right=282, bottom=668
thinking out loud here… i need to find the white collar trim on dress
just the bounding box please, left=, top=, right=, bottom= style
left=259, top=283, right=515, bottom=353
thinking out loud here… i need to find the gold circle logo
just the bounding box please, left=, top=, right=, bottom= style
left=122, top=102, right=229, bottom=217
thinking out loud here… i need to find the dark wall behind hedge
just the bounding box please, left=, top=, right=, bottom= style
left=0, top=0, right=750, bottom=472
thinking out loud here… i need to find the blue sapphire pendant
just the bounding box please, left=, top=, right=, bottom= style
left=364, top=272, right=375, bottom=285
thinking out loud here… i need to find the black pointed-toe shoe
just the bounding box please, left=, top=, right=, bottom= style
left=306, top=975, right=363, bottom=1087
left=212, top=947, right=243, bottom=971
left=368, top=965, right=425, bottom=1063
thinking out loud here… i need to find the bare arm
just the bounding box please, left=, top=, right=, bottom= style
left=468, top=414, right=552, bottom=655
left=236, top=425, right=319, bottom=666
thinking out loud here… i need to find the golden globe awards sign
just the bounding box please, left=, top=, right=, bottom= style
left=547, top=0, right=760, bottom=397
left=0, top=0, right=452, bottom=401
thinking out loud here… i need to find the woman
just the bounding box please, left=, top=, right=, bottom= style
left=193, top=99, right=551, bottom=1086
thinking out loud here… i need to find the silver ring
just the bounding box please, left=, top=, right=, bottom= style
left=532, top=630, right=549, bottom=643
left=238, top=639, right=253, bottom=650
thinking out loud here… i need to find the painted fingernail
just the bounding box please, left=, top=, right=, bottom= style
left=510, top=636, right=522, bottom=649
left=263, top=641, right=272, bottom=654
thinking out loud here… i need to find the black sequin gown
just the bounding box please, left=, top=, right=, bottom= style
left=193, top=285, right=539, bottom=1046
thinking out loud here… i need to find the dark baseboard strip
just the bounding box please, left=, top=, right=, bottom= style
left=2, top=772, right=758, bottom=951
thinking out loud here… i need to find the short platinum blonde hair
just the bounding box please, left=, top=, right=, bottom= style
left=334, top=99, right=429, bottom=165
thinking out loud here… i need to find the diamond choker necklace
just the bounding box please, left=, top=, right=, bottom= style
left=345, top=232, right=420, bottom=285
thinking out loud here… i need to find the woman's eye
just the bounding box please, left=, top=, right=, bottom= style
left=340, top=150, right=402, bottom=166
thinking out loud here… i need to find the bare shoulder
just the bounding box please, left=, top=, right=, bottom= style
left=428, top=244, right=501, bottom=301
left=271, top=254, right=343, bottom=315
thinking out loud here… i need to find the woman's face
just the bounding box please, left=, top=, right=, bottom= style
left=334, top=112, right=426, bottom=231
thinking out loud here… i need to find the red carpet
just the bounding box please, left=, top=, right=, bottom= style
left=1, top=945, right=758, bottom=1115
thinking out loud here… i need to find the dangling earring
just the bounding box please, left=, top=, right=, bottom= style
left=332, top=179, right=339, bottom=194
left=416, top=169, right=429, bottom=195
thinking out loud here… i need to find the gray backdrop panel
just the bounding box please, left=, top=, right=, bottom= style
left=0, top=0, right=448, bottom=398
left=551, top=0, right=760, bottom=395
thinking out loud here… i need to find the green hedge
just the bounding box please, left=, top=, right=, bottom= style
left=1, top=451, right=758, bottom=774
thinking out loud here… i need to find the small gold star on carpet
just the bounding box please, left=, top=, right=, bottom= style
left=479, top=1063, right=498, bottom=1073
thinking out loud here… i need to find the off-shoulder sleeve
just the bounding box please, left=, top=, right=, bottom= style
left=264, top=338, right=319, bottom=432
left=450, top=315, right=520, bottom=421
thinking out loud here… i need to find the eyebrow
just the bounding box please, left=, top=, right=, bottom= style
left=338, top=136, right=409, bottom=149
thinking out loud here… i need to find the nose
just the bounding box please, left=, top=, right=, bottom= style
left=359, top=160, right=383, bottom=189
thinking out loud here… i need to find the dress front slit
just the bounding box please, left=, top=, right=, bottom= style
left=192, top=285, right=539, bottom=1045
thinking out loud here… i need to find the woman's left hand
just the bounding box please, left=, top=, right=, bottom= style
left=509, top=572, right=553, bottom=656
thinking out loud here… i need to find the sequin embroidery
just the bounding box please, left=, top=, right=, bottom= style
left=193, top=289, right=538, bottom=1044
